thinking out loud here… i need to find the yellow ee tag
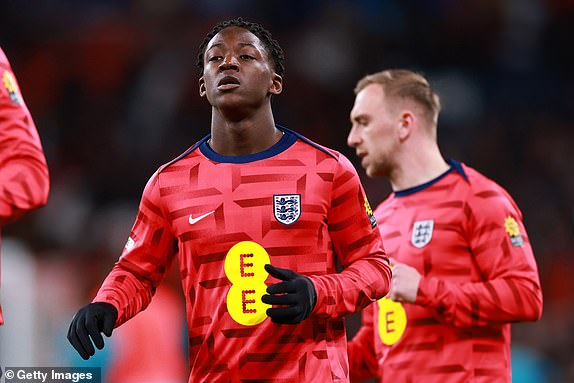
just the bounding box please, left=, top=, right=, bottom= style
left=224, top=241, right=271, bottom=326
left=377, top=297, right=407, bottom=345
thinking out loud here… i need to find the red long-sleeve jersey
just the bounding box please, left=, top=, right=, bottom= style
left=0, top=47, right=50, bottom=324
left=94, top=128, right=391, bottom=382
left=348, top=160, right=542, bottom=383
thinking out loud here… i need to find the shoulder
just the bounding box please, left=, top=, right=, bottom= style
left=463, top=164, right=514, bottom=201
left=282, top=127, right=361, bottom=177
left=156, top=136, right=209, bottom=175
left=447, top=162, right=511, bottom=201
left=287, top=128, right=359, bottom=171
left=461, top=163, right=522, bottom=220
left=282, top=127, right=340, bottom=160
left=141, top=136, right=208, bottom=195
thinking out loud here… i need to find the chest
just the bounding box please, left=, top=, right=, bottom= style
left=161, top=161, right=334, bottom=243
left=375, top=197, right=476, bottom=280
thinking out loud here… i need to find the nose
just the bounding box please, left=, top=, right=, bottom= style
left=347, top=125, right=361, bottom=148
left=219, top=54, right=239, bottom=71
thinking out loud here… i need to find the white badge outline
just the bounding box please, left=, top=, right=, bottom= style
left=411, top=219, right=434, bottom=248
left=273, top=194, right=301, bottom=225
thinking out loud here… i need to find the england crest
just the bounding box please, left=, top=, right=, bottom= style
left=274, top=194, right=301, bottom=225
left=411, top=220, right=434, bottom=248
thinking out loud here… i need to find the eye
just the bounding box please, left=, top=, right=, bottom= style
left=208, top=56, right=222, bottom=62
left=357, top=118, right=369, bottom=127
left=240, top=54, right=254, bottom=60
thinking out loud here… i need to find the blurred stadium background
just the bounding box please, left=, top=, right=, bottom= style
left=0, top=1, right=572, bottom=382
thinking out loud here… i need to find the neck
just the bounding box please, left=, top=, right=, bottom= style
left=209, top=107, right=282, bottom=156
left=389, top=143, right=450, bottom=192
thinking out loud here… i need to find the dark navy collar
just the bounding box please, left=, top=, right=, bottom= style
left=199, top=127, right=298, bottom=164
left=394, top=158, right=468, bottom=197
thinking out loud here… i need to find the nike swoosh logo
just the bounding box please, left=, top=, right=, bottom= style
left=189, top=211, right=215, bottom=225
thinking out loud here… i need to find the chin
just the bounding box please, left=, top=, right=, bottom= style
left=365, top=168, right=378, bottom=178
left=366, top=166, right=387, bottom=178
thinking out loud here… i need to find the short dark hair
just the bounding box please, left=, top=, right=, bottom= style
left=196, top=17, right=286, bottom=78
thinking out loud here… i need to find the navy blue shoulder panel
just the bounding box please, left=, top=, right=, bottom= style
left=394, top=158, right=467, bottom=198
left=446, top=158, right=469, bottom=181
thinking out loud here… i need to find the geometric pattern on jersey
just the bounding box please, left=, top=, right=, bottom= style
left=348, top=160, right=542, bottom=383
left=95, top=127, right=391, bottom=382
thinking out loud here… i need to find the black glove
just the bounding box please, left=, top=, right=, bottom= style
left=261, top=264, right=317, bottom=324
left=67, top=302, right=118, bottom=360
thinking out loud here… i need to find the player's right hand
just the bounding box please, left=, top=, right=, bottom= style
left=67, top=302, right=118, bottom=360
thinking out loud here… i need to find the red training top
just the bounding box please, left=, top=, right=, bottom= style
left=0, top=47, right=50, bottom=324
left=348, top=160, right=542, bottom=383
left=95, top=128, right=391, bottom=382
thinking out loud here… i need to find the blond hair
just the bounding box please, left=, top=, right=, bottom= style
left=355, top=69, right=441, bottom=126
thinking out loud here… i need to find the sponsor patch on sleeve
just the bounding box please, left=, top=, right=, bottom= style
left=2, top=70, right=22, bottom=104
left=504, top=216, right=524, bottom=247
left=364, top=195, right=377, bottom=229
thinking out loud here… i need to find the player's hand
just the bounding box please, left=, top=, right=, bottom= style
left=389, top=259, right=421, bottom=303
left=261, top=264, right=317, bottom=324
left=67, top=302, right=118, bottom=360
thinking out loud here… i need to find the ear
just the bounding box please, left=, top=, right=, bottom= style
left=269, top=73, right=283, bottom=95
left=398, top=111, right=414, bottom=141
left=199, top=77, right=206, bottom=97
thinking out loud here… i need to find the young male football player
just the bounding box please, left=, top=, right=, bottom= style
left=347, top=69, right=542, bottom=382
left=68, top=18, right=391, bottom=382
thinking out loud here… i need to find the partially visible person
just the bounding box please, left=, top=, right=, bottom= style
left=68, top=18, right=391, bottom=382
left=346, top=69, right=543, bottom=382
left=0, top=47, right=50, bottom=325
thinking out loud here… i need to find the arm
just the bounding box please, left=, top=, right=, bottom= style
left=0, top=48, right=49, bottom=226
left=311, top=154, right=391, bottom=319
left=68, top=170, right=177, bottom=359
left=348, top=304, right=379, bottom=383
left=415, top=188, right=543, bottom=328
left=93, top=171, right=178, bottom=327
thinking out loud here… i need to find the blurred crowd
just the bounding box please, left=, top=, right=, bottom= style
left=0, top=0, right=572, bottom=382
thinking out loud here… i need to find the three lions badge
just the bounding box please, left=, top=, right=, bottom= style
left=411, top=220, right=434, bottom=248
left=274, top=194, right=301, bottom=225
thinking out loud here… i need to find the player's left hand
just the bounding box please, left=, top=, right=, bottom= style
left=389, top=259, right=421, bottom=303
left=261, top=264, right=317, bottom=324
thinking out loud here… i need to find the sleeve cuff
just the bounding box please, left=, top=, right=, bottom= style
left=309, top=276, right=328, bottom=316
left=415, top=276, right=438, bottom=307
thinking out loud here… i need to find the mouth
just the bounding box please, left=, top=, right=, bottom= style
left=217, top=75, right=240, bottom=90
left=356, top=152, right=368, bottom=166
